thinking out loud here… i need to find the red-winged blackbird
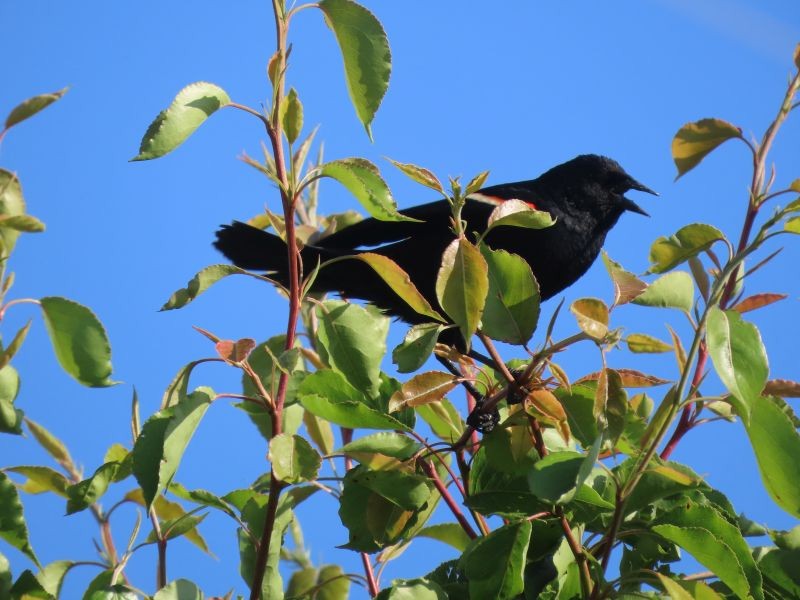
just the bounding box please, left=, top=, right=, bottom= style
left=215, top=154, right=655, bottom=337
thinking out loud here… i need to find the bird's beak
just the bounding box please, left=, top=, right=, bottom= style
left=623, top=178, right=657, bottom=217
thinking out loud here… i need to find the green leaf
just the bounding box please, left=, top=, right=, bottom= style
left=392, top=323, right=444, bottom=373
left=269, top=433, right=321, bottom=484
left=706, top=307, right=768, bottom=424
left=460, top=521, right=531, bottom=600
left=4, top=88, right=67, bottom=130
left=416, top=523, right=472, bottom=552
left=318, top=0, right=391, bottom=139
left=303, top=410, right=335, bottom=455
left=0, top=169, right=27, bottom=257
left=132, top=388, right=213, bottom=507
left=338, top=466, right=420, bottom=552
left=316, top=565, right=350, bottom=600
left=387, top=159, right=444, bottom=194
left=145, top=513, right=207, bottom=545
left=126, top=489, right=210, bottom=553
left=0, top=320, right=31, bottom=370
left=484, top=199, right=555, bottom=234
left=656, top=573, right=698, bottom=600
left=24, top=419, right=72, bottom=466
left=0, top=214, right=45, bottom=232
left=0, top=471, right=38, bottom=566
left=133, top=81, right=231, bottom=160
left=66, top=458, right=130, bottom=514
left=281, top=88, right=303, bottom=144
left=350, top=468, right=431, bottom=511
left=479, top=245, right=540, bottom=345
left=648, top=223, right=725, bottom=274
left=319, top=158, right=411, bottom=222
left=435, top=238, right=488, bottom=346
left=653, top=503, right=763, bottom=600
left=602, top=251, right=647, bottom=306
left=388, top=371, right=459, bottom=413
left=465, top=171, right=490, bottom=196
left=152, top=579, right=202, bottom=600
left=354, top=254, right=445, bottom=322
left=338, top=432, right=420, bottom=464
left=758, top=548, right=800, bottom=596
left=415, top=398, right=464, bottom=443
left=6, top=466, right=69, bottom=497
left=160, top=264, right=249, bottom=311
left=632, top=271, right=695, bottom=312
left=785, top=216, right=800, bottom=234
left=239, top=495, right=293, bottom=599
left=0, top=366, right=22, bottom=434
left=242, top=336, right=306, bottom=408
left=299, top=370, right=411, bottom=431
left=528, top=436, right=601, bottom=504
left=375, top=579, right=447, bottom=600
left=626, top=333, right=673, bottom=353
left=569, top=297, right=609, bottom=340
left=671, top=118, right=742, bottom=179
left=168, top=482, right=238, bottom=520
left=40, top=296, right=116, bottom=387
left=35, top=560, right=75, bottom=598
left=316, top=300, right=388, bottom=397
left=8, top=570, right=50, bottom=599
left=745, top=396, right=800, bottom=519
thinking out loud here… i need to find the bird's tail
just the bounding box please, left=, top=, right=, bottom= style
left=214, top=221, right=326, bottom=284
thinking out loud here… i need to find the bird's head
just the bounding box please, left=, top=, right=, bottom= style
left=542, top=154, right=657, bottom=223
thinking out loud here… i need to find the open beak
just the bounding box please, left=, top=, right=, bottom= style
left=623, top=178, right=658, bottom=216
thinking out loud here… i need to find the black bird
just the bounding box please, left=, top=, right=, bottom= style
left=215, top=154, right=655, bottom=338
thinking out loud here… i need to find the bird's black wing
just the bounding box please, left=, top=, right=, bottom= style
left=317, top=185, right=543, bottom=251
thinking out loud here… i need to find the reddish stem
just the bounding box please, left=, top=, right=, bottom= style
left=660, top=341, right=708, bottom=460
left=418, top=459, right=477, bottom=539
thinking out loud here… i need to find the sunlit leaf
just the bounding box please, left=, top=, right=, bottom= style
left=316, top=300, right=388, bottom=397
left=40, top=296, right=116, bottom=387
left=388, top=371, right=459, bottom=413
left=627, top=333, right=673, bottom=353
left=319, top=158, right=412, bottom=222
left=648, top=223, right=725, bottom=274
left=0, top=169, right=27, bottom=257
left=632, top=271, right=694, bottom=312
left=485, top=199, right=555, bottom=234
left=745, top=396, right=800, bottom=519
left=3, top=88, right=67, bottom=130
left=672, top=118, right=742, bottom=179
left=706, top=307, right=768, bottom=424
left=602, top=251, right=646, bottom=306
left=281, top=87, right=303, bottom=144
left=160, top=264, right=249, bottom=311
left=318, top=0, right=391, bottom=139
left=435, top=238, right=488, bottom=346
left=133, top=388, right=213, bottom=507
left=269, top=433, right=321, bottom=484
left=387, top=159, right=443, bottom=193
left=133, top=82, right=231, bottom=160
left=299, top=370, right=411, bottom=432
left=479, top=245, right=540, bottom=345
left=653, top=503, right=763, bottom=599
left=392, top=323, right=445, bottom=373
left=152, top=579, right=202, bottom=600
left=569, top=298, right=608, bottom=340
left=355, top=254, right=445, bottom=322
left=0, top=471, right=38, bottom=566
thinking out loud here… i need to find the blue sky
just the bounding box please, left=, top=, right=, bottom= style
left=2, top=0, right=799, bottom=596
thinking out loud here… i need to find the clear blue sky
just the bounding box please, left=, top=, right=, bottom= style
left=2, top=1, right=799, bottom=596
